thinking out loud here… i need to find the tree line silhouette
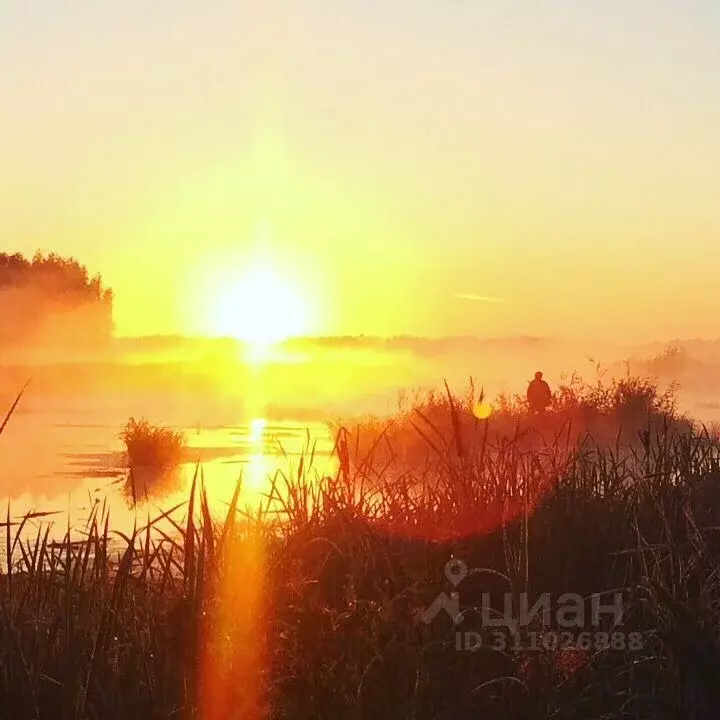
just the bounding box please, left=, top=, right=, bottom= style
left=0, top=251, right=113, bottom=349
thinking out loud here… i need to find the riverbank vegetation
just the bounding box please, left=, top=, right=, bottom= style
left=1, top=375, right=719, bottom=719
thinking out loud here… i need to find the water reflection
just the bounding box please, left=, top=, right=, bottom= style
left=0, top=411, right=336, bottom=558
left=245, top=417, right=269, bottom=494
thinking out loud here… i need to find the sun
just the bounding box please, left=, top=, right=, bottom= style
left=211, top=260, right=309, bottom=350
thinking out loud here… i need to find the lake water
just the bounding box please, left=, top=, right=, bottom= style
left=2, top=337, right=718, bottom=548
left=0, top=390, right=336, bottom=545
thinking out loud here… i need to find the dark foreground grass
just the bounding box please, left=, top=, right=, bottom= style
left=2, top=377, right=720, bottom=719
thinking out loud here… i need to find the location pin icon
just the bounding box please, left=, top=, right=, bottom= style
left=444, top=558, right=468, bottom=587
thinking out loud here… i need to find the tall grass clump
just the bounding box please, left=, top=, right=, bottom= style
left=338, top=370, right=691, bottom=481
left=120, top=417, right=185, bottom=501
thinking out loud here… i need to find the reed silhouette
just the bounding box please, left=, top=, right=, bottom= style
left=0, top=374, right=719, bottom=719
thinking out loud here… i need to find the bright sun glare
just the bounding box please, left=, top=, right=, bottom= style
left=211, top=260, right=309, bottom=350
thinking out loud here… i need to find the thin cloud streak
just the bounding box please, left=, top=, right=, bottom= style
left=453, top=294, right=507, bottom=304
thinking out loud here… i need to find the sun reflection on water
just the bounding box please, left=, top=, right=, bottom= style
left=244, top=417, right=270, bottom=495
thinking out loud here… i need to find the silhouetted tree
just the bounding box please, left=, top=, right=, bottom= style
left=0, top=251, right=114, bottom=349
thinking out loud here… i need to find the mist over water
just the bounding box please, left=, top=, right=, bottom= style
left=2, top=333, right=720, bottom=542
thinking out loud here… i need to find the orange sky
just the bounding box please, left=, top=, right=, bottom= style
left=2, top=1, right=719, bottom=343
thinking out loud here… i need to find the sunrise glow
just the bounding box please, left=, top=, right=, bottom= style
left=209, top=258, right=310, bottom=351
left=4, top=2, right=720, bottom=717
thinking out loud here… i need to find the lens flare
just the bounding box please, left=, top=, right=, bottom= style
left=472, top=401, right=493, bottom=420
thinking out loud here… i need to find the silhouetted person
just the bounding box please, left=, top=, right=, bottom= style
left=527, top=371, right=552, bottom=414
